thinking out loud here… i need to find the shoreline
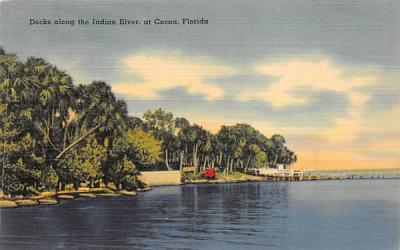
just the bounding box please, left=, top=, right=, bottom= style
left=0, top=174, right=265, bottom=208
left=1, top=171, right=399, bottom=208
left=0, top=187, right=152, bottom=208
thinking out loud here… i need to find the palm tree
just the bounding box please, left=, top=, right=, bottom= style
left=56, top=82, right=127, bottom=159
left=0, top=52, right=34, bottom=105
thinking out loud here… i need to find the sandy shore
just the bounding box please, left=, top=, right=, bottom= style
left=0, top=200, right=18, bottom=208
left=138, top=171, right=181, bottom=186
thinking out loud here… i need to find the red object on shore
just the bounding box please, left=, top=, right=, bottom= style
left=202, top=167, right=216, bottom=179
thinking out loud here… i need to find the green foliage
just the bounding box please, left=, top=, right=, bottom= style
left=216, top=171, right=245, bottom=179
left=80, top=136, right=107, bottom=186
left=143, top=108, right=175, bottom=134
left=57, top=151, right=80, bottom=187
left=105, top=128, right=160, bottom=189
left=107, top=155, right=139, bottom=190
left=2, top=155, right=47, bottom=196
left=182, top=172, right=202, bottom=181
left=56, top=136, right=107, bottom=188
left=250, top=144, right=268, bottom=167
left=110, top=128, right=161, bottom=167
left=40, top=166, right=59, bottom=190
left=0, top=48, right=296, bottom=196
left=139, top=110, right=296, bottom=174
left=126, top=128, right=161, bottom=167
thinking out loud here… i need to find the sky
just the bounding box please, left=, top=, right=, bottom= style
left=1, top=0, right=399, bottom=170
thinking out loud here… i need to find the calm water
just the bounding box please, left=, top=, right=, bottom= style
left=1, top=179, right=399, bottom=249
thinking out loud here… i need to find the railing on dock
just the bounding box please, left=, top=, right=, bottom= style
left=253, top=168, right=304, bottom=181
left=301, top=171, right=400, bottom=181
left=248, top=168, right=400, bottom=181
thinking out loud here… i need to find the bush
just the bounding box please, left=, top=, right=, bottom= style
left=182, top=172, right=202, bottom=181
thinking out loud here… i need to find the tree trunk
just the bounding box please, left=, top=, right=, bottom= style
left=179, top=151, right=184, bottom=177
left=225, top=156, right=230, bottom=173
left=193, top=144, right=198, bottom=174
left=245, top=152, right=252, bottom=172
left=165, top=148, right=172, bottom=170
left=203, top=156, right=207, bottom=171
left=62, top=123, right=70, bottom=150
left=56, top=124, right=101, bottom=159
left=179, top=151, right=183, bottom=170
left=273, top=153, right=278, bottom=168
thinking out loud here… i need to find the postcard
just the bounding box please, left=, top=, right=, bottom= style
left=0, top=0, right=399, bottom=249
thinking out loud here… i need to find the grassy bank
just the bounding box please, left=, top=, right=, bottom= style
left=183, top=171, right=264, bottom=184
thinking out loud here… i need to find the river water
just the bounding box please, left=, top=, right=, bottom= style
left=1, top=179, right=399, bottom=249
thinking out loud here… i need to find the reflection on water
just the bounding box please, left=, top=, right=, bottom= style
left=1, top=180, right=399, bottom=249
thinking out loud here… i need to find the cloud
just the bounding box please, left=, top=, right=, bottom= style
left=112, top=51, right=235, bottom=101
left=317, top=92, right=368, bottom=142
left=238, top=57, right=378, bottom=142
left=240, top=57, right=376, bottom=107
left=357, top=103, right=400, bottom=150
left=286, top=101, right=400, bottom=170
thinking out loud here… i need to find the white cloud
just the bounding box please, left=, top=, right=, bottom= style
left=239, top=58, right=376, bottom=107
left=112, top=51, right=235, bottom=101
left=238, top=57, right=378, bottom=142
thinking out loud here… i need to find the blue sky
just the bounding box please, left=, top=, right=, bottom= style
left=1, top=0, right=399, bottom=169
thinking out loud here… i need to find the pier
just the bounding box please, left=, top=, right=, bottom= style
left=300, top=172, right=397, bottom=181
left=250, top=168, right=400, bottom=181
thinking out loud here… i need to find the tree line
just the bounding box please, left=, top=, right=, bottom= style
left=0, top=49, right=296, bottom=196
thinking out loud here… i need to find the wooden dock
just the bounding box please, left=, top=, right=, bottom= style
left=301, top=173, right=397, bottom=181
left=254, top=169, right=400, bottom=181
left=255, top=168, right=304, bottom=181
